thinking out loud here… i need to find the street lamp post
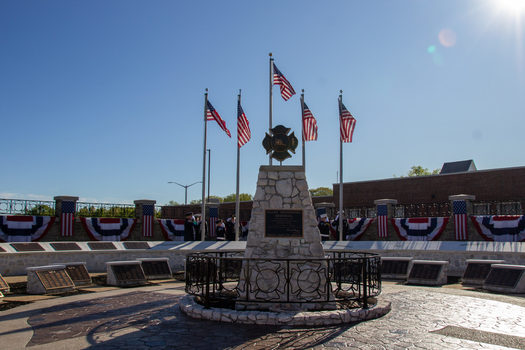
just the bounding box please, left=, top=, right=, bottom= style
left=168, top=181, right=202, bottom=205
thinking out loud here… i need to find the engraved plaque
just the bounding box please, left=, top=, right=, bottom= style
left=35, top=269, right=75, bottom=291
left=409, top=263, right=442, bottom=280
left=87, top=242, right=116, bottom=250
left=51, top=242, right=81, bottom=251
left=65, top=264, right=91, bottom=285
left=112, top=264, right=146, bottom=282
left=485, top=268, right=523, bottom=288
left=141, top=261, right=171, bottom=278
left=0, top=273, right=9, bottom=292
left=463, top=263, right=492, bottom=280
left=265, top=209, right=303, bottom=237
left=11, top=243, right=44, bottom=252
left=382, top=260, right=410, bottom=275
left=123, top=242, right=150, bottom=250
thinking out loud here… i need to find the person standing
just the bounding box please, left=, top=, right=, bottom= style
left=184, top=212, right=196, bottom=241
left=318, top=214, right=331, bottom=241
left=215, top=219, right=226, bottom=241
left=225, top=215, right=236, bottom=241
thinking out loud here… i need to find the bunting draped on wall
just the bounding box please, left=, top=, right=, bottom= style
left=392, top=217, right=449, bottom=241
left=0, top=215, right=55, bottom=242
left=158, top=219, right=185, bottom=241
left=81, top=217, right=135, bottom=241
left=471, top=215, right=525, bottom=242
left=345, top=218, right=374, bottom=241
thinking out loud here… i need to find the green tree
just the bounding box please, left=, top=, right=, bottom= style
left=406, top=165, right=440, bottom=177
left=167, top=200, right=180, bottom=206
left=309, top=187, right=333, bottom=197
left=222, top=193, right=253, bottom=202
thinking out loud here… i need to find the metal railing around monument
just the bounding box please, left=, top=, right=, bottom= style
left=393, top=202, right=451, bottom=218
left=185, top=251, right=381, bottom=310
left=0, top=198, right=56, bottom=216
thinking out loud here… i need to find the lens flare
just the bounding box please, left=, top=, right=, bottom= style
left=438, top=29, right=457, bottom=47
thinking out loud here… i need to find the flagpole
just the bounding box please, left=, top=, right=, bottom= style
left=201, top=89, right=208, bottom=241
left=235, top=90, right=242, bottom=241
left=301, top=89, right=305, bottom=168
left=269, top=52, right=273, bottom=166
left=338, top=90, right=344, bottom=242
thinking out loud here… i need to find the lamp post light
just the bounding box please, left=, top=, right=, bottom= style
left=168, top=181, right=202, bottom=205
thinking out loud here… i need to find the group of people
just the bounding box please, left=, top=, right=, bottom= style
left=183, top=212, right=248, bottom=241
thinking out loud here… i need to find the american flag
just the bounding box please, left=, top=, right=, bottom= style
left=142, top=204, right=154, bottom=237
left=61, top=201, right=75, bottom=237
left=339, top=100, right=356, bottom=143
left=206, top=100, right=231, bottom=137
left=453, top=200, right=468, bottom=240
left=237, top=100, right=251, bottom=148
left=377, top=204, right=388, bottom=238
left=302, top=102, right=318, bottom=141
left=208, top=207, right=219, bottom=238
left=273, top=63, right=296, bottom=101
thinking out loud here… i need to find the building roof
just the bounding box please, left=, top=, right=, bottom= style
left=440, top=160, right=477, bottom=174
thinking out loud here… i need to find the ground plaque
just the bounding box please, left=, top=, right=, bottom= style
left=0, top=273, right=9, bottom=295
left=265, top=209, right=303, bottom=238
left=381, top=257, right=413, bottom=280
left=26, top=265, right=76, bottom=294
left=11, top=243, right=44, bottom=252
left=483, top=264, right=525, bottom=293
left=407, top=260, right=448, bottom=286
left=462, top=259, right=505, bottom=286
left=51, top=242, right=82, bottom=251
left=106, top=261, right=147, bottom=287
left=88, top=242, right=116, bottom=250
left=64, top=262, right=92, bottom=286
left=137, top=258, right=172, bottom=279
left=123, top=242, right=150, bottom=250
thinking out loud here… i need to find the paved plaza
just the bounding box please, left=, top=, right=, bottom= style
left=0, top=281, right=524, bottom=349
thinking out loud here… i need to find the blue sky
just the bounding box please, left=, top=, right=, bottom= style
left=1, top=0, right=524, bottom=205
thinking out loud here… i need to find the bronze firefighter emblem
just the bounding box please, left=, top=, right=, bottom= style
left=262, top=125, right=298, bottom=162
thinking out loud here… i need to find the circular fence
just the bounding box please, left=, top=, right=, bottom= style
left=185, top=251, right=382, bottom=310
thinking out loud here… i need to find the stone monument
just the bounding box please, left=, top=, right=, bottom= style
left=237, top=125, right=334, bottom=311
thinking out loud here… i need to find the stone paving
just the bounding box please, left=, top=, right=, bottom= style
left=0, top=282, right=524, bottom=349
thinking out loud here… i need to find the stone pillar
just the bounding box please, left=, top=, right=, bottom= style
left=448, top=194, right=475, bottom=241
left=54, top=196, right=79, bottom=219
left=134, top=200, right=156, bottom=238
left=373, top=199, right=397, bottom=239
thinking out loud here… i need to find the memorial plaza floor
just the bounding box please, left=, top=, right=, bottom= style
left=0, top=280, right=524, bottom=349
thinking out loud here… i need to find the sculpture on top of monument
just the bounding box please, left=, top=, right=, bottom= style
left=262, top=125, right=298, bottom=162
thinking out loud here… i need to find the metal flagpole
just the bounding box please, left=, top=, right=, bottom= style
left=235, top=90, right=242, bottom=241
left=269, top=53, right=273, bottom=166
left=338, top=90, right=344, bottom=242
left=201, top=89, right=208, bottom=241
left=301, top=89, right=305, bottom=168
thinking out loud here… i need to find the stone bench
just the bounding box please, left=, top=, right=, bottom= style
left=406, top=260, right=448, bottom=286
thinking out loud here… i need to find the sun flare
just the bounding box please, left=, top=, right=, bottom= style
left=495, top=0, right=525, bottom=15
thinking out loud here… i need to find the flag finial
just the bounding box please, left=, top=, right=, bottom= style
left=269, top=52, right=272, bottom=57
left=205, top=88, right=208, bottom=93
left=340, top=89, right=343, bottom=94
left=301, top=89, right=304, bottom=93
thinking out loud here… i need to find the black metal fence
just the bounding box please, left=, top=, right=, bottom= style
left=185, top=251, right=381, bottom=309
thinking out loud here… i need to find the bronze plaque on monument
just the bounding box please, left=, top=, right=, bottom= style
left=36, top=269, right=75, bottom=291
left=408, top=263, right=442, bottom=280
left=485, top=268, right=523, bottom=288
left=112, top=264, right=146, bottom=282
left=65, top=264, right=91, bottom=285
left=0, top=273, right=9, bottom=292
left=265, top=209, right=303, bottom=237
left=141, top=261, right=171, bottom=278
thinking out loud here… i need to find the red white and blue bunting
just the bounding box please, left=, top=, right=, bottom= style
left=392, top=217, right=449, bottom=241
left=346, top=218, right=374, bottom=241
left=0, top=215, right=55, bottom=242
left=471, top=215, right=525, bottom=242
left=158, top=219, right=185, bottom=241
left=81, top=217, right=135, bottom=241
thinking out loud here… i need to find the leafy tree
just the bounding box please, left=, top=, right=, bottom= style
left=25, top=204, right=55, bottom=216
left=167, top=200, right=180, bottom=206
left=222, top=193, right=253, bottom=202
left=309, top=187, right=333, bottom=197
left=406, top=166, right=440, bottom=177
